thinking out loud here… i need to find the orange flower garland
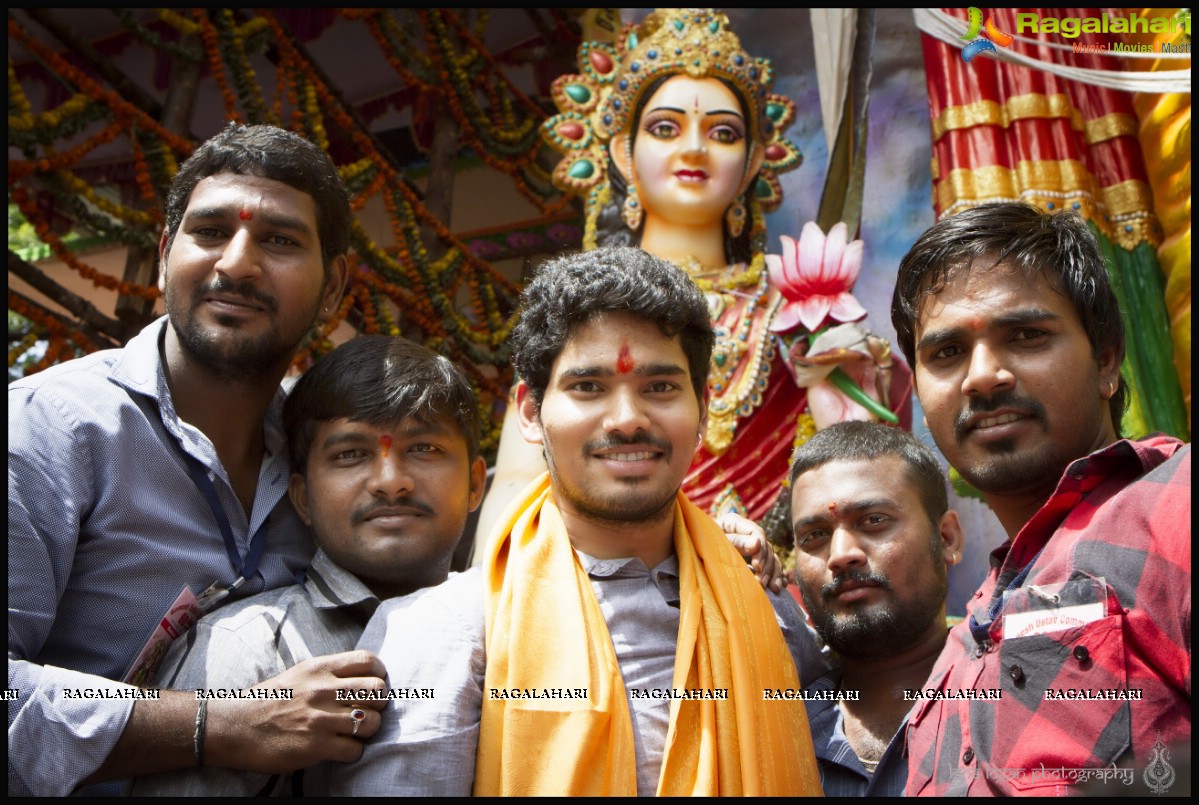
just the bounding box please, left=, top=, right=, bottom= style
left=196, top=9, right=240, bottom=119
left=11, top=8, right=556, bottom=451
left=11, top=187, right=159, bottom=300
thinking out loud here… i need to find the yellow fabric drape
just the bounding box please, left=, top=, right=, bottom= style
left=1131, top=9, right=1191, bottom=429
left=475, top=473, right=822, bottom=796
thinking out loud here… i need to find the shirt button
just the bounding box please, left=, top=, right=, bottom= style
left=974, top=643, right=987, bottom=658
left=1009, top=664, right=1024, bottom=684
left=963, top=747, right=975, bottom=764
left=1073, top=645, right=1090, bottom=662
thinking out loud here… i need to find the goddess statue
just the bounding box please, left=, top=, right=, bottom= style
left=476, top=8, right=910, bottom=544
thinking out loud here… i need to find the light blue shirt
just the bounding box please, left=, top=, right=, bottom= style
left=7, top=317, right=313, bottom=796
left=329, top=554, right=828, bottom=796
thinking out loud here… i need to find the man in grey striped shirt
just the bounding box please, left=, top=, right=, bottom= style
left=134, top=335, right=490, bottom=796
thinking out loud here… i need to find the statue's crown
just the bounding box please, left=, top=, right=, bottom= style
left=594, top=8, right=772, bottom=143
left=542, top=8, right=801, bottom=230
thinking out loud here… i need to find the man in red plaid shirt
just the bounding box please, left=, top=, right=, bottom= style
left=891, top=202, right=1190, bottom=796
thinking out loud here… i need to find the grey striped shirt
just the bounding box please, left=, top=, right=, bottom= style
left=132, top=550, right=378, bottom=796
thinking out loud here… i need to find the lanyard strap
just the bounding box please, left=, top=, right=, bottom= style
left=177, top=445, right=268, bottom=590
left=127, top=387, right=270, bottom=604
left=968, top=545, right=1046, bottom=645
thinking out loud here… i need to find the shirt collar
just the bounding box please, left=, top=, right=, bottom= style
left=989, top=435, right=1185, bottom=571
left=574, top=550, right=681, bottom=606
left=110, top=315, right=171, bottom=404
left=303, top=549, right=379, bottom=613
left=803, top=669, right=844, bottom=723
left=109, top=315, right=289, bottom=465
left=575, top=550, right=679, bottom=579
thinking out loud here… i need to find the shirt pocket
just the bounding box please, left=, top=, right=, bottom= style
left=903, top=667, right=954, bottom=796
left=988, top=591, right=1131, bottom=792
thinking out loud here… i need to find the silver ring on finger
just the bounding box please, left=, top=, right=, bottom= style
left=349, top=707, right=367, bottom=737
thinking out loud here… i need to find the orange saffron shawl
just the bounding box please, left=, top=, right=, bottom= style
left=474, top=475, right=822, bottom=795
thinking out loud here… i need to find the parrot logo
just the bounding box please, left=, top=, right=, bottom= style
left=960, top=7, right=1015, bottom=63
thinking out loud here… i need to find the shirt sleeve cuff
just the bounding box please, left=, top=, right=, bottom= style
left=8, top=661, right=137, bottom=796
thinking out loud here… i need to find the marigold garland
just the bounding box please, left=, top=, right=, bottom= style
left=8, top=15, right=193, bottom=155
left=11, top=187, right=159, bottom=299
left=196, top=9, right=240, bottom=119
left=8, top=291, right=96, bottom=372
left=116, top=9, right=202, bottom=62
left=9, top=8, right=574, bottom=453
left=156, top=8, right=202, bottom=37
left=214, top=9, right=267, bottom=122
left=8, top=56, right=34, bottom=117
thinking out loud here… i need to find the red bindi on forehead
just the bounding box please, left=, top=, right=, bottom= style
left=239, top=209, right=253, bottom=221
left=966, top=315, right=985, bottom=332
left=379, top=434, right=392, bottom=458
left=616, top=341, right=635, bottom=374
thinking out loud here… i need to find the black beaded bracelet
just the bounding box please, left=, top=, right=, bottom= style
left=193, top=697, right=208, bottom=767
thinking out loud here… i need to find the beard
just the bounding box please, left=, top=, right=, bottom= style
left=166, top=275, right=317, bottom=381
left=543, top=432, right=680, bottom=526
left=950, top=390, right=1071, bottom=495
left=799, top=557, right=947, bottom=662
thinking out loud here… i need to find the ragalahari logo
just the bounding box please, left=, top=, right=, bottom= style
left=1143, top=732, right=1177, bottom=795
left=960, top=7, right=1014, bottom=63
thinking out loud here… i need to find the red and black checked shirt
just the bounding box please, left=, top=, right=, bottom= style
left=906, top=436, right=1191, bottom=796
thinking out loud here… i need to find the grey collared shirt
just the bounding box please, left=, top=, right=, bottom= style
left=329, top=552, right=827, bottom=796
left=131, top=550, right=378, bottom=796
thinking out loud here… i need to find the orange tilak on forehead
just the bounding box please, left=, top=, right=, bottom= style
left=828, top=502, right=838, bottom=517
left=379, top=434, right=392, bottom=458
left=616, top=341, right=635, bottom=374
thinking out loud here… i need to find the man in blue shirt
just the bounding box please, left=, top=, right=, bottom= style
left=8, top=123, right=386, bottom=795
left=789, top=421, right=963, bottom=796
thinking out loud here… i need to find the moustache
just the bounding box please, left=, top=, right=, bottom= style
left=954, top=390, right=1047, bottom=440
left=821, top=569, right=890, bottom=602
left=193, top=275, right=278, bottom=314
left=584, top=433, right=673, bottom=457
left=351, top=496, right=435, bottom=525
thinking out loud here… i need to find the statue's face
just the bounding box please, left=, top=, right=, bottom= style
left=630, top=75, right=750, bottom=230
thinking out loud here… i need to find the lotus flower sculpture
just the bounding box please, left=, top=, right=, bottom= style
left=765, top=221, right=867, bottom=334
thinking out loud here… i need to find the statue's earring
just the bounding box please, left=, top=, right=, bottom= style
left=623, top=185, right=643, bottom=231
left=621, top=139, right=643, bottom=231
left=725, top=194, right=747, bottom=238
